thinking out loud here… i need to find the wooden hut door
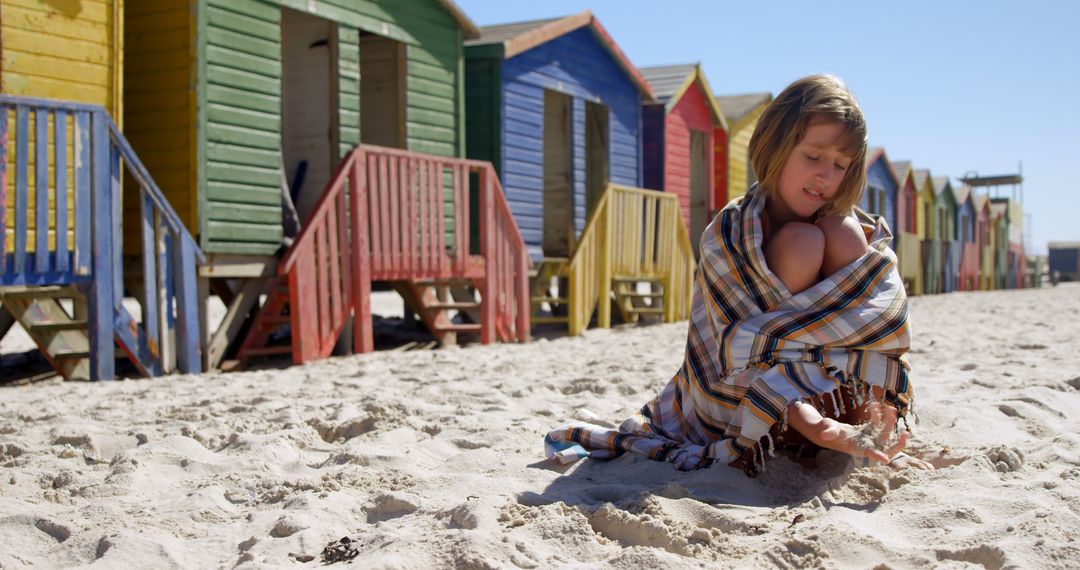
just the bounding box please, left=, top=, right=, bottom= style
left=543, top=90, right=573, bottom=257
left=689, top=130, right=708, bottom=256
left=584, top=101, right=610, bottom=218
left=358, top=33, right=405, bottom=149
left=281, top=8, right=337, bottom=223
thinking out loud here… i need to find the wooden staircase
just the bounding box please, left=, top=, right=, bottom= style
left=0, top=96, right=204, bottom=380
left=1, top=286, right=90, bottom=379
left=532, top=184, right=696, bottom=336
left=238, top=145, right=530, bottom=365
left=395, top=278, right=484, bottom=345
left=612, top=276, right=665, bottom=324
left=530, top=257, right=570, bottom=326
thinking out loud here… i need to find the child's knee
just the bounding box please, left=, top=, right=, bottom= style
left=766, top=222, right=824, bottom=292
left=816, top=214, right=869, bottom=274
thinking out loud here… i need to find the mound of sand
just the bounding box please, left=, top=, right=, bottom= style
left=1, top=285, right=1078, bottom=568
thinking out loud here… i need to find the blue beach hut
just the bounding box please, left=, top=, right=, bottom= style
left=860, top=148, right=898, bottom=245
left=464, top=11, right=655, bottom=262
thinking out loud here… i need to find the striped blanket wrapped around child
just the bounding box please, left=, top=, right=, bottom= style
left=545, top=184, right=913, bottom=477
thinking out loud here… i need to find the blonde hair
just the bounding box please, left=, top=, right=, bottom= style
left=748, top=75, right=868, bottom=214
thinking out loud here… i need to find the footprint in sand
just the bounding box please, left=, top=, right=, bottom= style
left=935, top=544, right=1008, bottom=570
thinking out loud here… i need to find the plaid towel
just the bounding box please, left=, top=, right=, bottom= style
left=546, top=184, right=912, bottom=476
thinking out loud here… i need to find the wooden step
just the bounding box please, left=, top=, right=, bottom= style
left=1, top=285, right=81, bottom=300
left=52, top=348, right=91, bottom=360
left=531, top=315, right=569, bottom=324
left=28, top=319, right=88, bottom=333
left=433, top=323, right=482, bottom=333
left=627, top=307, right=665, bottom=315
left=425, top=301, right=479, bottom=310
left=531, top=296, right=569, bottom=304
left=618, top=291, right=664, bottom=299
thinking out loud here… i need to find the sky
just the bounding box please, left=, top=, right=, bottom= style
left=455, top=0, right=1079, bottom=255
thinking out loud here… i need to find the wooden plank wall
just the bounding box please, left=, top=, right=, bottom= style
left=499, top=26, right=642, bottom=260
left=726, top=104, right=767, bottom=201
left=0, top=0, right=121, bottom=115
left=124, top=0, right=195, bottom=247
left=197, top=0, right=463, bottom=256
left=199, top=0, right=283, bottom=255
left=464, top=55, right=501, bottom=173
left=2, top=0, right=121, bottom=253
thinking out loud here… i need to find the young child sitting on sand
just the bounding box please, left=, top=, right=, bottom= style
left=547, top=75, right=934, bottom=475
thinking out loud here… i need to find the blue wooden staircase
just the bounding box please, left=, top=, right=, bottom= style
left=0, top=95, right=203, bottom=380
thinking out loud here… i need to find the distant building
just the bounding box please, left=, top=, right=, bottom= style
left=1048, top=242, right=1080, bottom=281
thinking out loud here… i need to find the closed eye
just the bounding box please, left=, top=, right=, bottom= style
left=805, top=154, right=820, bottom=161
left=835, top=163, right=848, bottom=171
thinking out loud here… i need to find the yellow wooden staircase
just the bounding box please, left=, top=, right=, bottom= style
left=531, top=184, right=696, bottom=335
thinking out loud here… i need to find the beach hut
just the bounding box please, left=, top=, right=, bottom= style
left=1048, top=242, right=1080, bottom=282
left=890, top=160, right=922, bottom=294
left=638, top=63, right=728, bottom=256
left=914, top=169, right=941, bottom=294
left=934, top=176, right=959, bottom=293
left=861, top=148, right=898, bottom=243
left=464, top=12, right=694, bottom=335
left=122, top=1, right=529, bottom=367
left=1006, top=200, right=1026, bottom=289
left=974, top=194, right=994, bottom=290
left=990, top=199, right=1010, bottom=289
left=989, top=197, right=1024, bottom=289
left=954, top=185, right=979, bottom=291
left=1, top=1, right=203, bottom=381
left=715, top=93, right=771, bottom=202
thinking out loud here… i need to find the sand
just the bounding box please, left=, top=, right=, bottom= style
left=1, top=284, right=1078, bottom=569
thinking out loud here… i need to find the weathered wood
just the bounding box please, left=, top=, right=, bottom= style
left=0, top=107, right=7, bottom=271
left=15, top=107, right=30, bottom=272
left=74, top=112, right=92, bottom=275
left=351, top=155, right=373, bottom=353
left=206, top=276, right=267, bottom=369
left=88, top=114, right=115, bottom=380
left=53, top=110, right=69, bottom=273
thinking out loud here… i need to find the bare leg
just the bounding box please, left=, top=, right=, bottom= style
left=816, top=214, right=870, bottom=279
left=765, top=222, right=824, bottom=295
left=786, top=399, right=934, bottom=470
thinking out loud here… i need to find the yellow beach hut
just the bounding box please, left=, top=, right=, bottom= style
left=714, top=93, right=771, bottom=202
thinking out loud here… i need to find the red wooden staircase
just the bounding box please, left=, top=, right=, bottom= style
left=238, top=145, right=530, bottom=365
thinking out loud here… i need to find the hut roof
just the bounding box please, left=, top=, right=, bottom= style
left=973, top=193, right=989, bottom=213
left=933, top=176, right=953, bottom=197
left=890, top=160, right=913, bottom=183
left=952, top=184, right=973, bottom=206
left=1049, top=241, right=1080, bottom=249
left=865, top=147, right=899, bottom=188
left=467, top=11, right=654, bottom=101
left=914, top=168, right=931, bottom=191
left=714, top=92, right=772, bottom=125
left=638, top=63, right=726, bottom=128
left=438, top=0, right=481, bottom=38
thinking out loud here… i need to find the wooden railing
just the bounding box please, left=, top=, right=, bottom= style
left=0, top=95, right=204, bottom=380
left=896, top=232, right=923, bottom=294
left=279, top=145, right=529, bottom=363
left=567, top=184, right=695, bottom=336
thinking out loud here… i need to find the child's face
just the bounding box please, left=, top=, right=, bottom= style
left=775, top=121, right=854, bottom=220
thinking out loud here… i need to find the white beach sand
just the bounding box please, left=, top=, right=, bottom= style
left=1, top=284, right=1078, bottom=569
